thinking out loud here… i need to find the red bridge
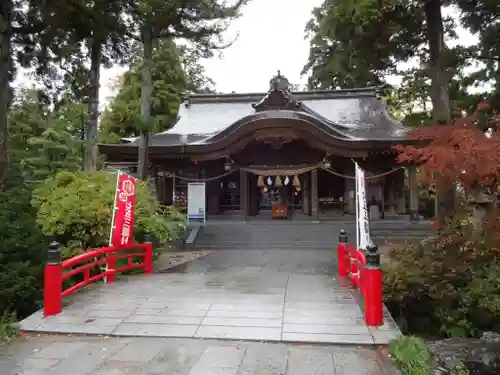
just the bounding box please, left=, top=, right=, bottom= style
left=25, top=224, right=399, bottom=346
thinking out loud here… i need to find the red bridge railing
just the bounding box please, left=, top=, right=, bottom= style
left=44, top=238, right=153, bottom=317
left=337, top=230, right=383, bottom=326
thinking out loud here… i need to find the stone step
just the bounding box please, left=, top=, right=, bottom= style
left=194, top=221, right=433, bottom=250
left=196, top=228, right=431, bottom=235
left=196, top=228, right=431, bottom=238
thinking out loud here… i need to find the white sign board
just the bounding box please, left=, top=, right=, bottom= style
left=355, top=162, right=372, bottom=250
left=187, top=182, right=206, bottom=223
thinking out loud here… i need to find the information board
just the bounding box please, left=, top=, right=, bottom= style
left=187, top=182, right=206, bottom=223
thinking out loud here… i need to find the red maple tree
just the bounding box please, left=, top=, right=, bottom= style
left=395, top=102, right=500, bottom=196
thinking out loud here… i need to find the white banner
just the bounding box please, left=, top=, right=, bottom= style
left=355, top=162, right=372, bottom=250
left=187, top=182, right=206, bottom=223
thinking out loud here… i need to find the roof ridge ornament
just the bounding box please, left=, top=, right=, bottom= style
left=252, top=70, right=301, bottom=112
left=270, top=70, right=289, bottom=91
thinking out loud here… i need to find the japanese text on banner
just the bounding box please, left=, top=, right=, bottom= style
left=110, top=172, right=137, bottom=246
left=355, top=162, right=372, bottom=250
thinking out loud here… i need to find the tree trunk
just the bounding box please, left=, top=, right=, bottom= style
left=0, top=0, right=12, bottom=187
left=424, top=0, right=454, bottom=217
left=138, top=24, right=153, bottom=180
left=84, top=36, right=101, bottom=173
left=423, top=0, right=450, bottom=123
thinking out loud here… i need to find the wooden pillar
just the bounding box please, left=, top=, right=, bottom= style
left=240, top=170, right=248, bottom=221
left=249, top=174, right=259, bottom=216
left=380, top=180, right=385, bottom=219
left=156, top=170, right=166, bottom=204
left=173, top=174, right=177, bottom=206
left=311, top=168, right=319, bottom=221
left=408, top=165, right=419, bottom=221
left=164, top=174, right=173, bottom=205
left=207, top=181, right=220, bottom=214
left=205, top=164, right=220, bottom=215
left=303, top=172, right=310, bottom=215
left=387, top=175, right=397, bottom=217
left=395, top=169, right=406, bottom=214
left=151, top=166, right=159, bottom=199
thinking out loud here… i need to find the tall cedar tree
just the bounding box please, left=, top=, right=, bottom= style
left=303, top=0, right=425, bottom=89
left=125, top=0, right=248, bottom=179
left=0, top=1, right=11, bottom=187
left=0, top=0, right=48, bottom=186
left=0, top=0, right=131, bottom=182
left=303, top=0, right=460, bottom=215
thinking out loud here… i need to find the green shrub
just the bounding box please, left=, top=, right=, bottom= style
left=388, top=336, right=431, bottom=375
left=0, top=178, right=45, bottom=320
left=31, top=171, right=186, bottom=255
left=383, top=213, right=500, bottom=338
left=0, top=313, right=20, bottom=342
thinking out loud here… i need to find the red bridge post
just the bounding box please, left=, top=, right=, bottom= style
left=337, top=229, right=348, bottom=277
left=44, top=241, right=62, bottom=317
left=364, top=243, right=383, bottom=326
left=106, top=252, right=116, bottom=283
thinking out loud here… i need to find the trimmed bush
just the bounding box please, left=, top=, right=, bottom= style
left=32, top=171, right=186, bottom=255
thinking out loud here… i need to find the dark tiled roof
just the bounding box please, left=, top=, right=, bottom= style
left=123, top=86, right=409, bottom=147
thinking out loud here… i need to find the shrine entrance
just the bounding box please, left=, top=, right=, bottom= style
left=237, top=164, right=347, bottom=220
left=251, top=172, right=305, bottom=219
left=258, top=175, right=303, bottom=212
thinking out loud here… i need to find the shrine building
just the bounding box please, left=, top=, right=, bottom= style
left=99, top=72, right=420, bottom=221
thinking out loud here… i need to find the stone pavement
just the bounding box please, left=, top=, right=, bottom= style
left=0, top=334, right=401, bottom=375
left=21, top=249, right=401, bottom=345
left=152, top=250, right=214, bottom=272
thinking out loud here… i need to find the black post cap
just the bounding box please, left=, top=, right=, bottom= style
left=365, top=243, right=380, bottom=267
left=338, top=229, right=348, bottom=243
left=47, top=241, right=61, bottom=264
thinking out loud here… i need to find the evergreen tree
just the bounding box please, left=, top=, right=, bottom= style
left=8, top=89, right=81, bottom=182
left=100, top=40, right=215, bottom=143
left=129, top=0, right=248, bottom=179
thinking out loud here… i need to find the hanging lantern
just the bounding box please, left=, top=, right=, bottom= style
left=257, top=175, right=265, bottom=187
left=284, top=176, right=290, bottom=186
left=296, top=186, right=301, bottom=192
left=275, top=176, right=282, bottom=187
left=293, top=175, right=301, bottom=187
left=267, top=176, right=273, bottom=186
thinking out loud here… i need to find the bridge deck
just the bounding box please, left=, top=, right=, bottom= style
left=21, top=249, right=401, bottom=345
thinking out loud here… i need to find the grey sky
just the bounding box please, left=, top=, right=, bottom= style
left=200, top=0, right=324, bottom=92
left=16, top=1, right=479, bottom=105
left=99, top=0, right=323, bottom=102
left=99, top=1, right=478, bottom=102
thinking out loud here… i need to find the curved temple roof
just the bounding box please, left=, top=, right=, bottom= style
left=120, top=73, right=410, bottom=148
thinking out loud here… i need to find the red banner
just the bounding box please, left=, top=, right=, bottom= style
left=110, top=172, right=137, bottom=246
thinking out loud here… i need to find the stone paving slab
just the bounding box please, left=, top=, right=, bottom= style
left=0, top=335, right=401, bottom=375
left=20, top=249, right=402, bottom=345
left=153, top=250, right=215, bottom=272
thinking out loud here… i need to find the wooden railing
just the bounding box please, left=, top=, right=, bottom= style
left=337, top=230, right=383, bottom=326
left=44, top=239, right=153, bottom=317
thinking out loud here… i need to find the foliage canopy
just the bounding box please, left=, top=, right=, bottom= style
left=32, top=171, right=186, bottom=255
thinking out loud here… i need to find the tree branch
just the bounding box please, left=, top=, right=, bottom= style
left=475, top=55, right=500, bottom=63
